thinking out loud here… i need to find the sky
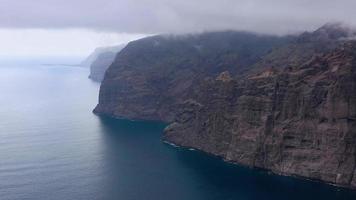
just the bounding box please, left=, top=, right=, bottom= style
left=0, top=28, right=145, bottom=59
left=0, top=29, right=145, bottom=57
left=1, top=0, right=356, bottom=57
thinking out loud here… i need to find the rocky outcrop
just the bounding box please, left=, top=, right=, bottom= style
left=94, top=31, right=291, bottom=121
left=88, top=51, right=117, bottom=82
left=164, top=42, right=356, bottom=189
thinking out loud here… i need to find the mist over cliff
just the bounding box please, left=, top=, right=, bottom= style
left=2, top=0, right=356, bottom=35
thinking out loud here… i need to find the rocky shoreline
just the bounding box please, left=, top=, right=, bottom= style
left=162, top=137, right=356, bottom=191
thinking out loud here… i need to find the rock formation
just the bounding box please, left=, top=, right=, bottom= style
left=94, top=31, right=291, bottom=121
left=251, top=23, right=355, bottom=73
left=82, top=44, right=126, bottom=82
left=88, top=51, right=117, bottom=82
left=94, top=24, right=356, bottom=189
left=164, top=42, right=356, bottom=189
left=81, top=45, right=125, bottom=68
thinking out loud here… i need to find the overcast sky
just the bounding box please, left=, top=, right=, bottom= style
left=0, top=29, right=145, bottom=57
left=1, top=0, right=355, bottom=57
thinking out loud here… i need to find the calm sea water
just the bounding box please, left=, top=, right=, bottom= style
left=0, top=64, right=356, bottom=200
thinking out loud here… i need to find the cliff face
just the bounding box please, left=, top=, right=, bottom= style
left=94, top=31, right=291, bottom=121
left=164, top=42, right=356, bottom=189
left=88, top=51, right=117, bottom=82
left=81, top=45, right=124, bottom=68
left=83, top=44, right=125, bottom=82
left=251, top=23, right=355, bottom=73
left=95, top=24, right=356, bottom=189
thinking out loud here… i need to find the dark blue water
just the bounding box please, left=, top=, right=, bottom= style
left=0, top=65, right=356, bottom=200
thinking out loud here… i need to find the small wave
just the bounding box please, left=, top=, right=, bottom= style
left=163, top=141, right=179, bottom=148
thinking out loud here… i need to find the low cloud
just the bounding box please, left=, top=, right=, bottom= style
left=1, top=0, right=356, bottom=35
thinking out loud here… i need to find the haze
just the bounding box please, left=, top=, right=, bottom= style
left=1, top=0, right=356, bottom=57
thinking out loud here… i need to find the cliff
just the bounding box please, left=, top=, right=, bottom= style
left=88, top=51, right=117, bottom=82
left=81, top=45, right=124, bottom=68
left=164, top=42, right=356, bottom=189
left=94, top=24, right=356, bottom=189
left=251, top=23, right=356, bottom=73
left=94, top=31, right=291, bottom=121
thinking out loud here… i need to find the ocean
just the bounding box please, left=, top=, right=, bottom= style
left=0, top=63, right=355, bottom=200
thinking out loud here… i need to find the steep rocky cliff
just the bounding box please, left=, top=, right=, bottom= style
left=164, top=42, right=356, bottom=189
left=81, top=45, right=124, bottom=68
left=88, top=51, right=117, bottom=82
left=94, top=31, right=291, bottom=121
left=95, top=24, right=356, bottom=189
left=95, top=24, right=353, bottom=122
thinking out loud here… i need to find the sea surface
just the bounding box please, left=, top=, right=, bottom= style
left=0, top=64, right=356, bottom=200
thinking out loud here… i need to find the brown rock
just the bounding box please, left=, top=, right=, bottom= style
left=164, top=41, right=356, bottom=189
left=94, top=31, right=290, bottom=121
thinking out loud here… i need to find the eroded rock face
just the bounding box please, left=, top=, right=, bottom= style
left=95, top=24, right=356, bottom=189
left=164, top=42, right=356, bottom=189
left=94, top=31, right=290, bottom=121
